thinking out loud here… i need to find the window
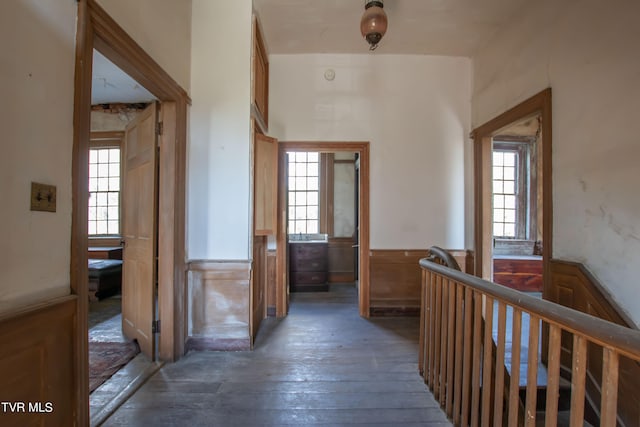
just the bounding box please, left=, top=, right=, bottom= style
left=88, top=147, right=121, bottom=235
left=492, top=140, right=534, bottom=241
left=287, top=152, right=319, bottom=234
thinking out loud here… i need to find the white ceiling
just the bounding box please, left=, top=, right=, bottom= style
left=91, top=50, right=156, bottom=105
left=253, top=0, right=530, bottom=56
left=92, top=1, right=531, bottom=103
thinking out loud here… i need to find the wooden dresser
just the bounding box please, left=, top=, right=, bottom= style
left=289, top=242, right=328, bottom=292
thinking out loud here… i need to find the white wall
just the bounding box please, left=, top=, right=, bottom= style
left=270, top=54, right=471, bottom=250
left=188, top=0, right=253, bottom=260
left=473, top=0, right=640, bottom=325
left=96, top=0, right=192, bottom=92
left=334, top=152, right=356, bottom=238
left=0, top=0, right=77, bottom=312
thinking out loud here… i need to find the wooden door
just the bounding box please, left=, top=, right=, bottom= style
left=254, top=133, right=278, bottom=235
left=121, top=103, right=158, bottom=360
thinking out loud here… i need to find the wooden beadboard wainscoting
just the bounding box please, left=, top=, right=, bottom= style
left=266, top=250, right=277, bottom=317
left=369, top=249, right=472, bottom=316
left=0, top=296, right=77, bottom=426
left=548, top=259, right=640, bottom=426
left=328, top=237, right=356, bottom=283
left=186, top=261, right=251, bottom=351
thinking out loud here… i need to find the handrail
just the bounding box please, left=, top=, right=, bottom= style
left=419, top=258, right=640, bottom=360
left=418, top=255, right=640, bottom=427
left=426, top=246, right=462, bottom=271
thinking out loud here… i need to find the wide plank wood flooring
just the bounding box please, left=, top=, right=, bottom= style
left=102, top=284, right=451, bottom=426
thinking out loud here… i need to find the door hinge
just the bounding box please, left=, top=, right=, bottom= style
left=152, top=320, right=160, bottom=334
left=156, top=122, right=163, bottom=136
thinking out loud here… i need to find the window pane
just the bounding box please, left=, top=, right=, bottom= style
left=307, top=206, right=318, bottom=220
left=97, top=206, right=108, bottom=220
left=288, top=163, right=297, bottom=177
left=288, top=177, right=296, bottom=191
left=88, top=221, right=97, bottom=235
left=504, top=152, right=516, bottom=167
left=89, top=164, right=98, bottom=179
left=493, top=223, right=504, bottom=236
left=505, top=195, right=516, bottom=209
left=307, top=191, right=318, bottom=206
left=89, top=150, right=98, bottom=163
left=504, top=209, right=516, bottom=223
left=296, top=163, right=307, bottom=176
left=109, top=177, right=120, bottom=191
left=107, top=220, right=119, bottom=234
left=96, top=221, right=108, bottom=234
left=494, top=209, right=504, bottom=222
left=88, top=207, right=96, bottom=220
left=98, top=163, right=108, bottom=177
left=504, top=167, right=515, bottom=181
left=109, top=163, right=120, bottom=177
left=504, top=223, right=515, bottom=237
left=296, top=177, right=307, bottom=191
left=98, top=177, right=109, bottom=191
left=307, top=177, right=318, bottom=191
left=307, top=220, right=318, bottom=233
left=503, top=181, right=515, bottom=194
left=288, top=220, right=295, bottom=233
left=288, top=192, right=296, bottom=205
left=296, top=192, right=307, bottom=205
left=494, top=195, right=504, bottom=208
left=295, top=206, right=306, bottom=220
left=493, top=152, right=504, bottom=166
left=89, top=177, right=97, bottom=192
left=97, top=193, right=108, bottom=206
left=108, top=207, right=119, bottom=220
left=293, top=221, right=306, bottom=234
left=307, top=162, right=318, bottom=177
left=493, top=181, right=503, bottom=194
left=294, top=152, right=306, bottom=162
left=493, top=166, right=503, bottom=180
left=307, top=152, right=318, bottom=162
left=109, top=148, right=120, bottom=162
left=98, top=149, right=109, bottom=163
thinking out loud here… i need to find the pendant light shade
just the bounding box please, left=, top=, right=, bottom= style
left=360, top=0, right=388, bottom=51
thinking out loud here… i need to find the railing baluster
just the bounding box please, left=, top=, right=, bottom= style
left=493, top=301, right=507, bottom=427
left=428, top=271, right=437, bottom=388
left=461, top=286, right=474, bottom=427
left=569, top=335, right=587, bottom=427
left=453, top=282, right=464, bottom=425
left=419, top=269, right=428, bottom=376
left=600, top=347, right=619, bottom=427
left=440, top=278, right=449, bottom=406
left=433, top=274, right=443, bottom=398
left=524, top=314, right=540, bottom=427
left=545, top=324, right=561, bottom=427
left=446, top=279, right=456, bottom=416
left=481, top=296, right=494, bottom=427
left=507, top=308, right=522, bottom=427
left=470, top=291, right=483, bottom=427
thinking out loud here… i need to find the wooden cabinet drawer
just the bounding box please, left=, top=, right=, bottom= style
left=289, top=243, right=328, bottom=271
left=290, top=271, right=328, bottom=285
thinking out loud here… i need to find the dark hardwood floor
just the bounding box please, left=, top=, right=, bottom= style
left=101, top=284, right=451, bottom=426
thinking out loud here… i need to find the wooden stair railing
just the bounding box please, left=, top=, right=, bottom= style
left=419, top=250, right=640, bottom=427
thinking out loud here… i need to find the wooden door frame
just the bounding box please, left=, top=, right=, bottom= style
left=276, top=142, right=371, bottom=317
left=471, top=88, right=552, bottom=295
left=72, top=0, right=190, bottom=422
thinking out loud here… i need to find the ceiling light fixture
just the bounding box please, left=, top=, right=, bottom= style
left=360, top=0, right=388, bottom=51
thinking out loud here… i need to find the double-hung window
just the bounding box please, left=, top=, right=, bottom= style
left=88, top=146, right=121, bottom=236
left=287, top=152, right=319, bottom=234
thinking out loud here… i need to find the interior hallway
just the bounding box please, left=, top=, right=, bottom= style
left=100, top=284, right=451, bottom=426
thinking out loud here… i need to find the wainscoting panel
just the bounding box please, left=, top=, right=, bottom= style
left=549, top=259, right=639, bottom=426
left=266, top=250, right=277, bottom=317
left=187, top=261, right=251, bottom=351
left=328, top=237, right=355, bottom=283
left=369, top=249, right=472, bottom=316
left=0, top=296, right=77, bottom=427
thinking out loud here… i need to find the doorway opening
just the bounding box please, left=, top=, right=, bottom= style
left=472, top=88, right=552, bottom=296
left=73, top=1, right=190, bottom=423
left=276, top=142, right=370, bottom=318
